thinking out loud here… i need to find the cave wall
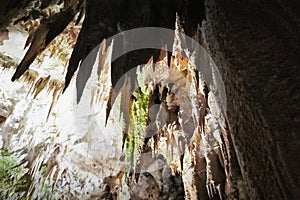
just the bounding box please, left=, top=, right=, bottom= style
left=204, top=0, right=300, bottom=199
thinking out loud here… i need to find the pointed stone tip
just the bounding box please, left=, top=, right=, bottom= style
left=62, top=80, right=70, bottom=93
left=76, top=95, right=81, bottom=104
left=105, top=117, right=109, bottom=127
left=105, top=108, right=110, bottom=127
left=62, top=77, right=74, bottom=94
left=11, top=74, right=16, bottom=82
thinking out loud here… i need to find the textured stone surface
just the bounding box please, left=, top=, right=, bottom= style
left=204, top=0, right=300, bottom=199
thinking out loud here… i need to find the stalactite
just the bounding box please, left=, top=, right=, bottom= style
left=46, top=83, right=63, bottom=119
left=0, top=10, right=244, bottom=199
left=22, top=69, right=39, bottom=88
left=32, top=75, right=50, bottom=98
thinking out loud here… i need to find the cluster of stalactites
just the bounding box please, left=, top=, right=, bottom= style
left=110, top=17, right=233, bottom=199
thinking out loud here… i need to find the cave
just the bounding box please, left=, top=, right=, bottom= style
left=0, top=0, right=299, bottom=199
